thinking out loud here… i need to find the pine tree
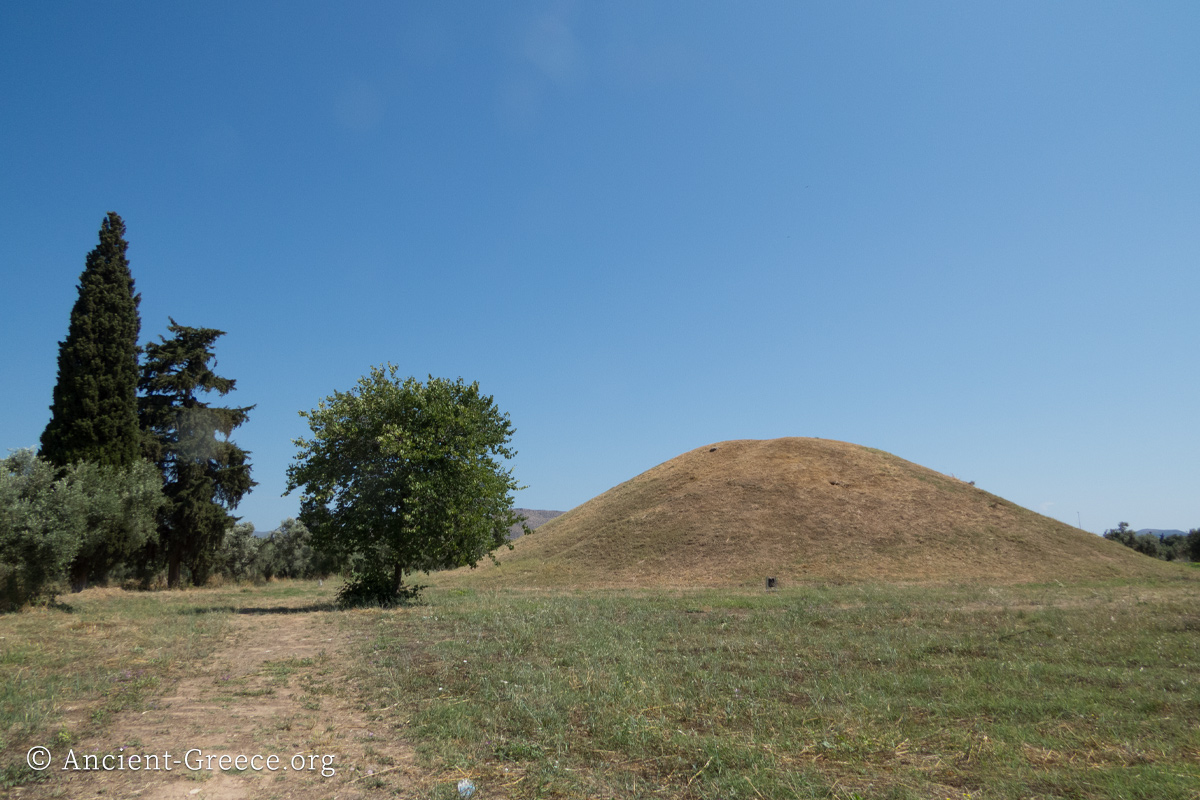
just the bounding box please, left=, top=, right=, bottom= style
left=139, top=320, right=255, bottom=587
left=40, top=212, right=142, bottom=469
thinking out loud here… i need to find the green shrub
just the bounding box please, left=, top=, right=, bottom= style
left=66, top=459, right=162, bottom=590
left=213, top=517, right=336, bottom=584
left=218, top=521, right=262, bottom=582
left=1104, top=522, right=1200, bottom=563
left=336, top=567, right=422, bottom=608
left=263, top=518, right=331, bottom=579
left=0, top=450, right=85, bottom=609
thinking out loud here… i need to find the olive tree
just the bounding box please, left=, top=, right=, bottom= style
left=0, top=450, right=85, bottom=608
left=260, top=518, right=332, bottom=580
left=285, top=366, right=527, bottom=605
left=218, top=521, right=262, bottom=582
left=1, top=450, right=162, bottom=606
left=66, top=459, right=162, bottom=590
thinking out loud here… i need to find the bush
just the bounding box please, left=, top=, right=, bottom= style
left=66, top=459, right=162, bottom=590
left=336, top=567, right=423, bottom=608
left=261, top=518, right=334, bottom=580
left=1103, top=522, right=1200, bottom=563
left=1103, top=522, right=1136, bottom=548
left=1131, top=532, right=1161, bottom=559
left=212, top=517, right=335, bottom=584
left=0, top=450, right=86, bottom=609
left=218, top=521, right=262, bottom=582
left=1158, top=533, right=1187, bottom=562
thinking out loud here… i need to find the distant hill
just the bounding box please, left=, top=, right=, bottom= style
left=509, top=508, right=564, bottom=539
left=437, top=438, right=1185, bottom=589
left=1137, top=529, right=1188, bottom=538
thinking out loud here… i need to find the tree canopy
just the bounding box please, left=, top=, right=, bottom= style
left=40, top=212, right=142, bottom=470
left=36, top=212, right=161, bottom=590
left=285, top=366, right=526, bottom=604
left=139, top=320, right=255, bottom=587
left=0, top=449, right=160, bottom=605
left=0, top=450, right=85, bottom=609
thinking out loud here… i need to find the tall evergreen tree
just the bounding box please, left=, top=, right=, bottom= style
left=40, top=212, right=142, bottom=468
left=139, top=320, right=255, bottom=587
left=39, top=213, right=160, bottom=591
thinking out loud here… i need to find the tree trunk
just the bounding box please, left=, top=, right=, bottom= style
left=189, top=553, right=211, bottom=587
left=167, top=554, right=181, bottom=589
left=69, top=558, right=89, bottom=593
left=393, top=563, right=404, bottom=594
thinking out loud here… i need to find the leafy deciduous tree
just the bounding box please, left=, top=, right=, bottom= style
left=139, top=320, right=255, bottom=587
left=285, top=366, right=526, bottom=605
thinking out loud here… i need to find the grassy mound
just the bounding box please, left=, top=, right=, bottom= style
left=438, top=438, right=1179, bottom=588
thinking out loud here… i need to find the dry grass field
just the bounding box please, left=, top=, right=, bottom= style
left=5, top=577, right=1196, bottom=800
left=353, top=579, right=1200, bottom=799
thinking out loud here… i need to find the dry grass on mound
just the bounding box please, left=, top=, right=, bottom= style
left=436, top=438, right=1183, bottom=590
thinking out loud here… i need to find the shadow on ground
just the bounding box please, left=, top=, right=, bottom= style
left=178, top=603, right=339, bottom=615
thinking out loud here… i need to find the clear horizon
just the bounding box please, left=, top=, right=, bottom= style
left=3, top=2, right=1198, bottom=534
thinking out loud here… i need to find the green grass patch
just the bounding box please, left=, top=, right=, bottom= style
left=346, top=578, right=1200, bottom=799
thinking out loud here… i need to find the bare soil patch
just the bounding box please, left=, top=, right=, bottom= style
left=13, top=600, right=419, bottom=800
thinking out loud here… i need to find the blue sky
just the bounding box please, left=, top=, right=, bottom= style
left=3, top=2, right=1197, bottom=534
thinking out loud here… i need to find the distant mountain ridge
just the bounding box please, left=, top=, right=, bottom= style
left=1137, top=529, right=1188, bottom=538
left=509, top=508, right=564, bottom=539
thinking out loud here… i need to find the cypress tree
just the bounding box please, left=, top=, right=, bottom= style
left=139, top=320, right=255, bottom=587
left=38, top=213, right=157, bottom=591
left=40, top=212, right=142, bottom=469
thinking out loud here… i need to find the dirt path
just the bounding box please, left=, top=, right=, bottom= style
left=21, top=604, right=420, bottom=799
